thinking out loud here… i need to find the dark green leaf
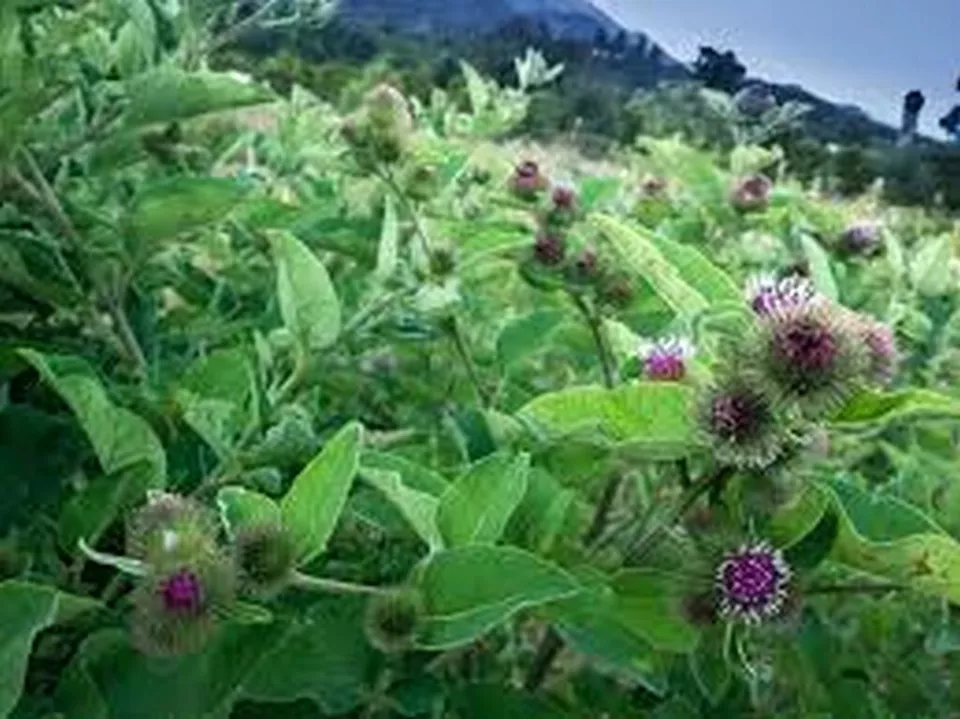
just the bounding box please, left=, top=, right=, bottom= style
left=417, top=545, right=581, bottom=649
left=126, top=178, right=248, bottom=245
left=831, top=388, right=960, bottom=426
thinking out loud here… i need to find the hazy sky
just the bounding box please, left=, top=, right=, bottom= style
left=593, top=0, right=959, bottom=137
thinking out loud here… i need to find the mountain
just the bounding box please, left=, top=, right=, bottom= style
left=330, top=0, right=908, bottom=145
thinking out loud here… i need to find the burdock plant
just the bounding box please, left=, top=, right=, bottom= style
left=753, top=303, right=870, bottom=415
left=698, top=373, right=792, bottom=469
left=640, top=336, right=695, bottom=382
left=715, top=541, right=793, bottom=625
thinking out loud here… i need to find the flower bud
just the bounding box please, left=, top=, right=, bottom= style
left=363, top=588, right=424, bottom=653
left=127, top=492, right=219, bottom=569
left=510, top=160, right=548, bottom=200
left=840, top=221, right=883, bottom=257
left=532, top=232, right=566, bottom=266
left=234, top=523, right=297, bottom=598
left=731, top=174, right=772, bottom=213
left=597, top=272, right=634, bottom=309
left=640, top=336, right=694, bottom=381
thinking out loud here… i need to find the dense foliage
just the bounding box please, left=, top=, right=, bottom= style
left=3, top=2, right=960, bottom=718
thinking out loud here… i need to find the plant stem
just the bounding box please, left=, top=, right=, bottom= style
left=289, top=571, right=389, bottom=596
left=627, top=466, right=734, bottom=564
left=523, top=628, right=565, bottom=691
left=806, top=582, right=906, bottom=596
left=570, top=292, right=615, bottom=389
left=106, top=293, right=149, bottom=380
left=445, top=316, right=491, bottom=407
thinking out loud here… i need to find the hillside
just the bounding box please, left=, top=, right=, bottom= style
left=332, top=0, right=906, bottom=145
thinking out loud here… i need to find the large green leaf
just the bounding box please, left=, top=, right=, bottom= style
left=505, top=467, right=576, bottom=556
left=360, top=450, right=449, bottom=497
left=831, top=388, right=960, bottom=427
left=1, top=581, right=99, bottom=719
left=57, top=600, right=373, bottom=719
left=281, top=422, right=362, bottom=565
left=496, top=310, right=566, bottom=370
left=175, top=348, right=258, bottom=460
left=771, top=480, right=960, bottom=603
left=18, top=350, right=165, bottom=550
left=517, top=382, right=699, bottom=460
left=649, top=234, right=742, bottom=306
left=543, top=582, right=669, bottom=694
left=437, top=452, right=530, bottom=547
left=451, top=685, right=579, bottom=719
left=359, top=468, right=444, bottom=552
left=375, top=195, right=399, bottom=282
left=124, top=69, right=274, bottom=128
left=126, top=178, right=248, bottom=245
left=216, top=487, right=282, bottom=538
left=416, top=545, right=582, bottom=649
left=271, top=231, right=342, bottom=352
left=610, top=569, right=701, bottom=653
left=591, top=213, right=709, bottom=318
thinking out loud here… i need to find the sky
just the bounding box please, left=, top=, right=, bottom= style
left=593, top=0, right=959, bottom=137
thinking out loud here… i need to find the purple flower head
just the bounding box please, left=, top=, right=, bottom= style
left=745, top=274, right=821, bottom=317
left=710, top=390, right=768, bottom=443
left=773, top=314, right=838, bottom=373
left=511, top=160, right=547, bottom=198
left=551, top=182, right=577, bottom=210
left=841, top=221, right=883, bottom=256
left=761, top=305, right=869, bottom=414
left=640, top=175, right=668, bottom=197
left=641, top=336, right=694, bottom=381
left=699, top=378, right=786, bottom=469
left=716, top=542, right=792, bottom=624
left=731, top=173, right=772, bottom=212
left=161, top=568, right=205, bottom=615
left=532, top=232, right=566, bottom=266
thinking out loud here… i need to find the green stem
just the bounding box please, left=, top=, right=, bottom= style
left=627, top=466, right=734, bottom=565
left=445, top=316, right=491, bottom=407
left=570, top=292, right=615, bottom=389
left=289, top=571, right=389, bottom=596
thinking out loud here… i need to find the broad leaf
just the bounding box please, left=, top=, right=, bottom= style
left=437, top=452, right=529, bottom=547
left=126, top=178, right=248, bottom=245
left=417, top=545, right=581, bottom=649
left=124, top=69, right=274, bottom=128
left=271, top=231, right=342, bottom=352
left=611, top=569, right=701, bottom=653
left=176, top=348, right=258, bottom=460
left=517, top=382, right=699, bottom=460
left=496, top=310, right=565, bottom=369
left=591, top=213, right=709, bottom=318
left=832, top=388, right=960, bottom=426
left=451, top=685, right=578, bottom=719
left=18, top=350, right=165, bottom=550
left=281, top=422, right=362, bottom=565
left=650, top=234, right=742, bottom=306
left=360, top=450, right=449, bottom=497
left=1, top=581, right=99, bottom=718
left=799, top=233, right=839, bottom=301
left=217, top=487, right=282, bottom=538
left=359, top=468, right=444, bottom=552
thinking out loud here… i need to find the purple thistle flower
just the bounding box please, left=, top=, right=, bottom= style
left=841, top=221, right=883, bottom=256
left=760, top=305, right=869, bottom=414
left=745, top=274, right=821, bottom=317
left=641, top=336, right=694, bottom=381
left=551, top=183, right=577, bottom=210
left=716, top=542, right=792, bottom=624
left=699, top=378, right=787, bottom=469
left=511, top=160, right=547, bottom=198
left=161, top=568, right=205, bottom=614
left=532, top=232, right=566, bottom=266
left=731, top=173, right=772, bottom=212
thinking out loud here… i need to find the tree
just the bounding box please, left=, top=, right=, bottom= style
left=693, top=46, right=746, bottom=94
